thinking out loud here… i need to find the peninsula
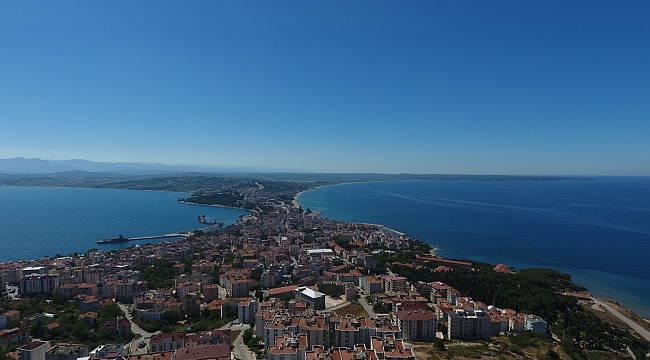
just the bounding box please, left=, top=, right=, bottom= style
left=0, top=172, right=648, bottom=360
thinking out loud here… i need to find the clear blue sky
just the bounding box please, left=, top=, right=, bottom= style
left=1, top=1, right=649, bottom=175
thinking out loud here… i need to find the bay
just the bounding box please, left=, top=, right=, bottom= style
left=297, top=177, right=650, bottom=319
left=0, top=186, right=249, bottom=262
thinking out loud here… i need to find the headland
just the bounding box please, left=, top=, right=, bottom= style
left=0, top=173, right=648, bottom=359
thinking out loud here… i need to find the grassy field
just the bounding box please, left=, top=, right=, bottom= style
left=332, top=303, right=369, bottom=318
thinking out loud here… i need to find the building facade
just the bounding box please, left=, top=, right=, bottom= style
left=394, top=310, right=437, bottom=341
left=448, top=310, right=491, bottom=341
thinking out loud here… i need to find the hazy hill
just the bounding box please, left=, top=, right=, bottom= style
left=0, top=157, right=295, bottom=175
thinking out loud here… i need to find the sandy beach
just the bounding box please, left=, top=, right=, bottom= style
left=292, top=190, right=308, bottom=208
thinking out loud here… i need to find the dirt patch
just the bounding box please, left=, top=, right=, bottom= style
left=230, top=330, right=242, bottom=344
left=411, top=344, right=434, bottom=360
left=332, top=303, right=369, bottom=318
left=586, top=305, right=632, bottom=330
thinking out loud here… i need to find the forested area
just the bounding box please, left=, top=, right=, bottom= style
left=180, top=192, right=244, bottom=207
left=389, top=262, right=649, bottom=359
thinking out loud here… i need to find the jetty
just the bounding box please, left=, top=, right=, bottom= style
left=97, top=232, right=190, bottom=245
left=129, top=233, right=190, bottom=241
left=358, top=222, right=407, bottom=236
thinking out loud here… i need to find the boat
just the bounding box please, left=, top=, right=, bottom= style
left=97, top=234, right=130, bottom=244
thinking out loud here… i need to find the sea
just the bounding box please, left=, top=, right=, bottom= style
left=0, top=186, right=249, bottom=262
left=297, top=177, right=650, bottom=319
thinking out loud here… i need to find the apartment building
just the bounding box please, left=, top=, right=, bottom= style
left=394, top=309, right=437, bottom=341
left=448, top=309, right=491, bottom=341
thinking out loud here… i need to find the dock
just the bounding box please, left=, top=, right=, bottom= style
left=128, top=233, right=190, bottom=241
left=97, top=232, right=191, bottom=245
left=358, top=222, right=407, bottom=236
left=97, top=222, right=222, bottom=245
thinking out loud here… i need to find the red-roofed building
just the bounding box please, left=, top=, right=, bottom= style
left=172, top=344, right=229, bottom=360
left=359, top=276, right=382, bottom=294
left=149, top=333, right=185, bottom=353
left=434, top=266, right=453, bottom=272
left=265, top=285, right=298, bottom=298
left=382, top=276, right=407, bottom=292
left=415, top=256, right=472, bottom=270
left=394, top=309, right=437, bottom=341
left=18, top=340, right=48, bottom=360
left=267, top=334, right=308, bottom=360
left=392, top=301, right=426, bottom=312
left=371, top=336, right=414, bottom=360
left=0, top=328, right=31, bottom=347
left=127, top=351, right=173, bottom=360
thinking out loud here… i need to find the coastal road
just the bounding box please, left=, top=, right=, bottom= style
left=591, top=298, right=650, bottom=343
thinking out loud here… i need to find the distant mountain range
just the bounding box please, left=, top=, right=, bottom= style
left=0, top=157, right=297, bottom=175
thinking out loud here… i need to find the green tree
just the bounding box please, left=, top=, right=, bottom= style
left=434, top=339, right=446, bottom=351
left=242, top=328, right=254, bottom=345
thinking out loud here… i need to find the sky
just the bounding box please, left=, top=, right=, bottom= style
left=1, top=1, right=649, bottom=175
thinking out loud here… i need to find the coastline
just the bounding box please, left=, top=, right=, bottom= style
left=0, top=187, right=249, bottom=263
left=178, top=199, right=253, bottom=213
left=292, top=181, right=387, bottom=209
left=294, top=184, right=650, bottom=329
left=591, top=297, right=650, bottom=342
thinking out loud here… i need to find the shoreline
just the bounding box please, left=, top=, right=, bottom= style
left=294, top=185, right=650, bottom=329
left=292, top=181, right=387, bottom=209
left=178, top=199, right=253, bottom=213
left=0, top=188, right=250, bottom=264
left=591, top=297, right=650, bottom=342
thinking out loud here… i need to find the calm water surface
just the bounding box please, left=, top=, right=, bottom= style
left=298, top=178, right=650, bottom=318
left=0, top=186, right=249, bottom=261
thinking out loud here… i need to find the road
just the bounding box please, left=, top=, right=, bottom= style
left=117, top=303, right=159, bottom=338
left=230, top=326, right=255, bottom=360
left=216, top=320, right=255, bottom=360
left=359, top=294, right=377, bottom=318
left=218, top=321, right=251, bottom=332
left=591, top=297, right=650, bottom=343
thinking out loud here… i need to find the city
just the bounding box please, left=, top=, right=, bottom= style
left=1, top=183, right=648, bottom=360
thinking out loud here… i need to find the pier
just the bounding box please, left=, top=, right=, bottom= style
left=358, top=222, right=407, bottom=236
left=97, top=222, right=223, bottom=245
left=128, top=233, right=190, bottom=241
left=97, top=232, right=191, bottom=244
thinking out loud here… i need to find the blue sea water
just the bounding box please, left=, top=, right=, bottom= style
left=297, top=178, right=650, bottom=319
left=0, top=186, right=249, bottom=262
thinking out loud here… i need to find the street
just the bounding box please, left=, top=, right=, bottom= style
left=117, top=303, right=159, bottom=338
left=231, top=329, right=255, bottom=360
left=358, top=293, right=377, bottom=318
left=591, top=298, right=650, bottom=343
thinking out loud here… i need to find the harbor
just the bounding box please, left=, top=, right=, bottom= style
left=97, top=233, right=190, bottom=244
left=97, top=215, right=225, bottom=244
left=96, top=222, right=224, bottom=245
